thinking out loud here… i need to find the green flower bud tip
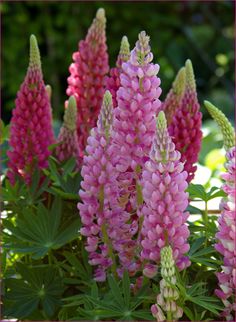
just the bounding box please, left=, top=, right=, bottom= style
left=156, top=111, right=167, bottom=132
left=173, top=67, right=186, bottom=96
left=185, top=59, right=196, bottom=91
left=204, top=100, right=235, bottom=150
left=120, top=36, right=130, bottom=62
left=29, top=34, right=41, bottom=71
left=101, top=90, right=113, bottom=136
left=64, top=96, right=77, bottom=131
left=96, top=8, right=106, bottom=23
left=45, top=85, right=52, bottom=100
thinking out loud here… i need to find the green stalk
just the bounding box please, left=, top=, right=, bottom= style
left=167, top=310, right=172, bottom=321
left=101, top=223, right=117, bottom=279
left=203, top=201, right=209, bottom=245
left=48, top=250, right=53, bottom=265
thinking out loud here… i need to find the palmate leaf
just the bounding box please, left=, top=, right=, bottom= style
left=3, top=196, right=80, bottom=258
left=4, top=263, right=64, bottom=319
left=187, top=184, right=226, bottom=202
left=44, top=156, right=82, bottom=200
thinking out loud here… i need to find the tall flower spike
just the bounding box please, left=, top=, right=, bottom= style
left=55, top=96, right=80, bottom=167
left=204, top=101, right=235, bottom=151
left=151, top=246, right=183, bottom=321
left=7, top=35, right=55, bottom=185
left=168, top=59, right=202, bottom=183
left=214, top=146, right=236, bottom=320
left=78, top=90, right=128, bottom=281
left=106, top=36, right=130, bottom=107
left=111, top=31, right=162, bottom=275
left=141, top=111, right=190, bottom=275
left=66, top=8, right=109, bottom=156
left=161, top=67, right=186, bottom=125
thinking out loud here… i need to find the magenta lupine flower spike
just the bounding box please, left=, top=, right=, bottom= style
left=204, top=101, right=235, bottom=151
left=151, top=246, right=183, bottom=321
left=55, top=96, right=80, bottom=166
left=168, top=59, right=202, bottom=183
left=66, top=8, right=109, bottom=155
left=141, top=111, right=190, bottom=275
left=161, top=66, right=186, bottom=125
left=111, top=31, right=162, bottom=275
left=106, top=36, right=130, bottom=107
left=78, top=90, right=128, bottom=282
left=214, top=146, right=235, bottom=319
left=7, top=35, right=54, bottom=185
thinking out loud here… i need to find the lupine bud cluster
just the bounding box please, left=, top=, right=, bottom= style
left=161, top=66, right=186, bottom=125
left=214, top=146, right=236, bottom=320
left=151, top=246, right=183, bottom=321
left=55, top=96, right=80, bottom=167
left=106, top=36, right=130, bottom=107
left=204, top=101, right=235, bottom=151
left=7, top=35, right=54, bottom=185
left=141, top=111, right=190, bottom=275
left=67, top=8, right=109, bottom=155
left=168, top=59, right=202, bottom=183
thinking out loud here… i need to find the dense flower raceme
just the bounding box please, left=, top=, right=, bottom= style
left=141, top=111, right=190, bottom=276
left=67, top=8, right=109, bottom=155
left=168, top=59, right=202, bottom=183
left=7, top=35, right=54, bottom=185
left=78, top=91, right=130, bottom=282
left=151, top=246, right=183, bottom=321
left=214, top=146, right=236, bottom=320
left=111, top=31, right=162, bottom=274
left=105, top=35, right=130, bottom=107
left=55, top=96, right=80, bottom=167
left=161, top=66, right=186, bottom=125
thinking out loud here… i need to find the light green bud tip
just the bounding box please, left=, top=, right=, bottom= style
left=64, top=96, right=77, bottom=131
left=119, top=36, right=130, bottom=62
left=29, top=34, right=41, bottom=70
left=96, top=8, right=106, bottom=24
left=156, top=111, right=167, bottom=131
left=185, top=59, right=196, bottom=91
left=136, top=31, right=151, bottom=65
left=173, top=67, right=186, bottom=96
left=204, top=100, right=235, bottom=150
left=101, top=90, right=113, bottom=137
left=45, top=85, right=52, bottom=100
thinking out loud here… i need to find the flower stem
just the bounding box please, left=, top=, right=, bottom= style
left=101, top=223, right=118, bottom=279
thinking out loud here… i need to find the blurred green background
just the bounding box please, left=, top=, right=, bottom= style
left=2, top=1, right=235, bottom=123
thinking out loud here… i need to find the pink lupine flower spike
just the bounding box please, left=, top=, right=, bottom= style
left=141, top=111, right=190, bottom=276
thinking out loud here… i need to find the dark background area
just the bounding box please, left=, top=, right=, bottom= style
left=2, top=1, right=235, bottom=124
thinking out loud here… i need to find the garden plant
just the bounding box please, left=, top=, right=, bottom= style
left=1, top=7, right=235, bottom=321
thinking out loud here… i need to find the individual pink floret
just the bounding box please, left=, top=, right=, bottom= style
left=7, top=35, right=54, bottom=185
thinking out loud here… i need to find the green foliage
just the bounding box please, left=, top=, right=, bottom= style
left=4, top=263, right=64, bottom=319
left=187, top=183, right=226, bottom=202
left=63, top=272, right=154, bottom=320
left=3, top=196, right=80, bottom=258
